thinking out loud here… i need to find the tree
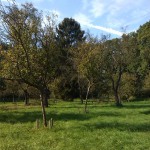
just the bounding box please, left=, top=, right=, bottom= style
left=72, top=35, right=106, bottom=112
left=0, top=78, right=6, bottom=100
left=56, top=18, right=85, bottom=100
left=103, top=38, right=123, bottom=106
left=103, top=34, right=138, bottom=106
left=137, top=21, right=150, bottom=66
left=137, top=21, right=150, bottom=69
left=56, top=18, right=85, bottom=47
left=0, top=41, right=7, bottom=101
left=129, top=21, right=150, bottom=97
left=0, top=1, right=59, bottom=127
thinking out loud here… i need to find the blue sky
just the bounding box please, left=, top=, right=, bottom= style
left=1, top=0, right=150, bottom=38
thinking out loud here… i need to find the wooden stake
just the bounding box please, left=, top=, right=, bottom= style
left=36, top=119, right=39, bottom=129
left=49, top=118, right=53, bottom=129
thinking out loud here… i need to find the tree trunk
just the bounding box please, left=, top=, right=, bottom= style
left=43, top=95, right=48, bottom=107
left=42, top=88, right=50, bottom=107
left=24, top=90, right=29, bottom=105
left=80, top=95, right=83, bottom=104
left=13, top=93, right=15, bottom=103
left=85, top=83, right=91, bottom=113
left=111, top=68, right=123, bottom=107
left=114, top=90, right=122, bottom=106
left=41, top=95, right=47, bottom=127
left=79, top=88, right=83, bottom=104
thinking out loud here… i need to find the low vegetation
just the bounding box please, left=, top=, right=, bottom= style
left=0, top=99, right=150, bottom=150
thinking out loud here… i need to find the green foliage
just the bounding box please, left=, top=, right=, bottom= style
left=119, top=73, right=136, bottom=100
left=56, top=18, right=85, bottom=48
left=1, top=2, right=59, bottom=91
left=55, top=18, right=86, bottom=100
left=137, top=21, right=150, bottom=57
left=137, top=21, right=150, bottom=73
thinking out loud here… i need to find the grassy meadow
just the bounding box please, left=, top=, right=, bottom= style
left=0, top=99, right=150, bottom=150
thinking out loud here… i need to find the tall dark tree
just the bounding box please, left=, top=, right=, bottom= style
left=56, top=18, right=85, bottom=48
left=56, top=18, right=85, bottom=101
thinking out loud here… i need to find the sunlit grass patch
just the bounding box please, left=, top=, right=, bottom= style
left=0, top=100, right=150, bottom=150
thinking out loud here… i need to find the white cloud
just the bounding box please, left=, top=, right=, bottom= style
left=88, top=23, right=123, bottom=36
left=82, top=0, right=150, bottom=32
left=90, top=0, right=105, bottom=18
left=106, top=0, right=150, bottom=27
left=74, top=13, right=92, bottom=25
left=127, top=10, right=150, bottom=26
left=1, top=0, right=7, bottom=2
left=74, top=13, right=123, bottom=36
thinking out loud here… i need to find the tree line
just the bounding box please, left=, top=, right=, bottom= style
left=0, top=1, right=150, bottom=126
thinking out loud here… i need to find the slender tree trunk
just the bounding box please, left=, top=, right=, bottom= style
left=24, top=90, right=29, bottom=105
left=85, top=83, right=91, bottom=113
left=42, top=88, right=50, bottom=107
left=43, top=95, right=48, bottom=107
left=80, top=94, right=83, bottom=104
left=13, top=93, right=15, bottom=103
left=114, top=90, right=122, bottom=106
left=41, top=91, right=47, bottom=127
left=111, top=67, right=123, bottom=107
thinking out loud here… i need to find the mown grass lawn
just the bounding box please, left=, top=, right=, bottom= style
left=0, top=99, right=150, bottom=150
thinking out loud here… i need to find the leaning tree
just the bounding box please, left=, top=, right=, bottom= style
left=0, top=1, right=59, bottom=127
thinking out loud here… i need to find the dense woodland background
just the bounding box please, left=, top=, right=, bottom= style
left=0, top=1, right=150, bottom=126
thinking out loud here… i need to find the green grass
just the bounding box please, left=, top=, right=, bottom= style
left=0, top=99, right=150, bottom=150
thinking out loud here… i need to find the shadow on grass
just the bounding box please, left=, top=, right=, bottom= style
left=0, top=111, right=92, bottom=124
left=0, top=111, right=42, bottom=124
left=0, top=109, right=123, bottom=124
left=141, top=110, right=150, bottom=115
left=51, top=106, right=84, bottom=109
left=91, top=111, right=122, bottom=117
left=0, top=109, right=149, bottom=133
left=83, top=122, right=150, bottom=132
left=123, top=104, right=150, bottom=109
